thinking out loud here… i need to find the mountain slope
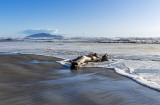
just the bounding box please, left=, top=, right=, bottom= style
left=26, top=33, right=63, bottom=38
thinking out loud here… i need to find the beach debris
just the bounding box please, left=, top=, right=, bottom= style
left=70, top=52, right=109, bottom=70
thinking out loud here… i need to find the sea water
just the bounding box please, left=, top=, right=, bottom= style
left=1, top=39, right=160, bottom=91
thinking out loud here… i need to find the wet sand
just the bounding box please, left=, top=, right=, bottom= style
left=0, top=54, right=160, bottom=105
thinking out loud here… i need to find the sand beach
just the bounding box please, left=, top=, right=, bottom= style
left=0, top=54, right=160, bottom=105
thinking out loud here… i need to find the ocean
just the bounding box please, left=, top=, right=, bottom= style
left=1, top=37, right=160, bottom=91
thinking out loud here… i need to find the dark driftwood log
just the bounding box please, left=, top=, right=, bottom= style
left=70, top=53, right=109, bottom=70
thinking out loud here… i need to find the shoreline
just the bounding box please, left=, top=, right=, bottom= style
left=2, top=38, right=160, bottom=44
left=0, top=54, right=160, bottom=104
left=1, top=52, right=160, bottom=91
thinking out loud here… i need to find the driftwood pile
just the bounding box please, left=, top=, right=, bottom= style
left=70, top=52, right=109, bottom=70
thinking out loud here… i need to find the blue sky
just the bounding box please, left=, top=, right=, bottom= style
left=0, top=0, right=160, bottom=37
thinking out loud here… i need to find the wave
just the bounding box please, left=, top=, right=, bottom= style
left=46, top=37, right=160, bottom=44
left=2, top=37, right=160, bottom=44
left=3, top=47, right=160, bottom=91
left=58, top=58, right=160, bottom=91
left=1, top=40, right=160, bottom=91
left=53, top=49, right=160, bottom=91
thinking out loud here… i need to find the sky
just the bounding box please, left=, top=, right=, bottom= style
left=0, top=0, right=160, bottom=38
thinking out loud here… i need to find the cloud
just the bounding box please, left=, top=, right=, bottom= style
left=22, top=28, right=58, bottom=35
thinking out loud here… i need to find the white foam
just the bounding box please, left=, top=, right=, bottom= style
left=57, top=59, right=71, bottom=68
left=104, top=59, right=160, bottom=90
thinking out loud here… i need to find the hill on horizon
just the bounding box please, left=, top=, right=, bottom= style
left=26, top=33, right=63, bottom=38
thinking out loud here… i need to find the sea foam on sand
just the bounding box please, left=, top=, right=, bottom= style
left=95, top=59, right=160, bottom=91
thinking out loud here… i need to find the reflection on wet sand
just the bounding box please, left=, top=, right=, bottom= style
left=0, top=54, right=160, bottom=105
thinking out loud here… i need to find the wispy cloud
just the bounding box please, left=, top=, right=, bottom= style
left=22, top=28, right=58, bottom=35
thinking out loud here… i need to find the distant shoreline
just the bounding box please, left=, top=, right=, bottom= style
left=1, top=37, right=160, bottom=44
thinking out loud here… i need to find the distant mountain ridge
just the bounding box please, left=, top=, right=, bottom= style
left=26, top=33, right=63, bottom=38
